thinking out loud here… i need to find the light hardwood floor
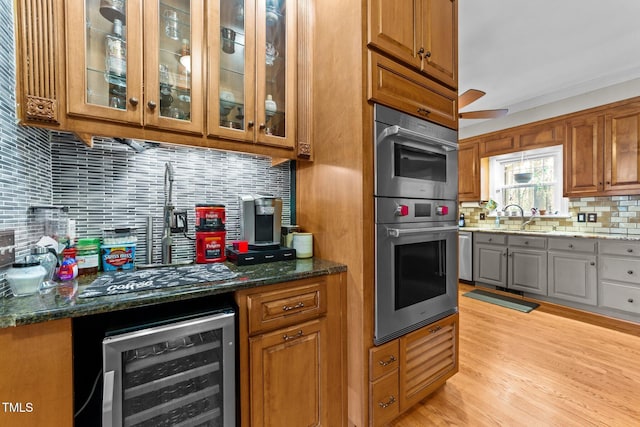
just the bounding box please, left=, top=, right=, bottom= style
left=390, top=284, right=640, bottom=426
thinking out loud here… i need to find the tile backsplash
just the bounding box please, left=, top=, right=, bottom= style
left=460, top=196, right=640, bottom=234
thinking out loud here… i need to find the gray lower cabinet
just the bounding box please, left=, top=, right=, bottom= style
left=473, top=233, right=547, bottom=295
left=547, top=238, right=597, bottom=305
left=599, top=240, right=640, bottom=315
left=473, top=233, right=507, bottom=287
left=507, top=235, right=547, bottom=295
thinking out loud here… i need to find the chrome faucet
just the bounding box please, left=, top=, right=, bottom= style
left=161, top=162, right=175, bottom=264
left=503, top=203, right=536, bottom=230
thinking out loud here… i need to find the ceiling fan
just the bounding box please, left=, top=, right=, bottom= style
left=459, top=89, right=508, bottom=119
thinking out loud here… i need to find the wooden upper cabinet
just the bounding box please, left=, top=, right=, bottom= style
left=420, top=0, right=457, bottom=89
left=564, top=115, right=604, bottom=196
left=604, top=104, right=640, bottom=193
left=458, top=140, right=480, bottom=201
left=368, top=0, right=458, bottom=89
left=66, top=0, right=205, bottom=134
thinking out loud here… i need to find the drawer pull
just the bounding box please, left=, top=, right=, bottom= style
left=590, top=262, right=595, bottom=266
left=628, top=270, right=634, bottom=275
left=568, top=244, right=574, bottom=248
left=378, top=355, right=397, bottom=367
left=629, top=298, right=635, bottom=303
left=524, top=241, right=529, bottom=245
left=282, top=302, right=305, bottom=311
left=628, top=248, right=634, bottom=253
left=378, top=396, right=396, bottom=409
left=429, top=325, right=442, bottom=334
left=417, top=107, right=430, bottom=116
left=488, top=238, right=492, bottom=242
left=283, top=330, right=304, bottom=341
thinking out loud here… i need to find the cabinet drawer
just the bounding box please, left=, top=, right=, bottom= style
left=370, top=371, right=399, bottom=427
left=370, top=340, right=400, bottom=381
left=600, top=282, right=640, bottom=314
left=599, top=240, right=640, bottom=257
left=246, top=279, right=328, bottom=335
left=548, top=237, right=596, bottom=253
left=508, top=235, right=546, bottom=249
left=599, top=256, right=640, bottom=284
left=368, top=52, right=458, bottom=130
left=474, top=233, right=506, bottom=245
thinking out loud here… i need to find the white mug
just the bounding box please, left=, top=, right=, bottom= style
left=292, top=232, right=313, bottom=259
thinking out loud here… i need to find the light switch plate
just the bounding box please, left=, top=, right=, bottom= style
left=577, top=213, right=586, bottom=222
left=587, top=213, right=598, bottom=223
left=0, top=230, right=15, bottom=268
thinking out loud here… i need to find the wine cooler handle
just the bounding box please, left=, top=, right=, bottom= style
left=102, top=370, right=115, bottom=427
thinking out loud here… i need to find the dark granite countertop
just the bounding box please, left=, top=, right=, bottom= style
left=0, top=258, right=346, bottom=329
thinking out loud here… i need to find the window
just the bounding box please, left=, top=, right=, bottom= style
left=489, top=145, right=568, bottom=215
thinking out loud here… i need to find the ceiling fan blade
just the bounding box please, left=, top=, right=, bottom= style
left=459, top=109, right=509, bottom=119
left=458, top=89, right=486, bottom=109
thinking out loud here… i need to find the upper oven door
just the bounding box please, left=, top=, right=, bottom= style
left=375, top=122, right=458, bottom=200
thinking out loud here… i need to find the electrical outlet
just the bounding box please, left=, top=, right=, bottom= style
left=0, top=230, right=15, bottom=268
left=171, top=210, right=188, bottom=233
left=587, top=213, right=598, bottom=223
left=480, top=213, right=486, bottom=220
left=577, top=213, right=586, bottom=222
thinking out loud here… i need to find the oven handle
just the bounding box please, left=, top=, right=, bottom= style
left=387, top=225, right=459, bottom=238
left=378, top=125, right=459, bottom=151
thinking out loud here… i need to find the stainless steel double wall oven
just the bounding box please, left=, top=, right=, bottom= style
left=374, top=104, right=459, bottom=345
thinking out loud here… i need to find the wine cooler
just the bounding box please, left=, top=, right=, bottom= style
left=101, top=310, right=235, bottom=427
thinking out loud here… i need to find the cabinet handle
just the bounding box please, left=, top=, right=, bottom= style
left=488, top=238, right=492, bottom=242
left=628, top=270, right=634, bottom=275
left=568, top=244, right=574, bottom=249
left=282, top=302, right=304, bottom=311
left=259, top=123, right=266, bottom=130
left=629, top=298, right=635, bottom=303
left=147, top=100, right=157, bottom=110
left=524, top=241, right=529, bottom=245
left=503, top=252, right=507, bottom=257
left=378, top=355, right=397, bottom=366
left=129, top=97, right=139, bottom=106
left=247, top=121, right=254, bottom=128
left=378, top=396, right=396, bottom=409
left=424, top=50, right=432, bottom=58
left=627, top=248, right=634, bottom=253
left=417, top=107, right=430, bottom=116
left=417, top=47, right=425, bottom=59
left=590, top=261, right=595, bottom=266
left=282, top=330, right=304, bottom=341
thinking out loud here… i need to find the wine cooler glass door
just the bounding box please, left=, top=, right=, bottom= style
left=102, top=311, right=235, bottom=427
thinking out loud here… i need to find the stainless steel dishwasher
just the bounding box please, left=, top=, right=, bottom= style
left=459, top=231, right=473, bottom=281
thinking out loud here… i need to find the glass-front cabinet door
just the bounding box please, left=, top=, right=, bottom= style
left=66, top=0, right=203, bottom=133
left=209, top=0, right=296, bottom=149
left=143, top=0, right=204, bottom=133
left=67, top=0, right=144, bottom=124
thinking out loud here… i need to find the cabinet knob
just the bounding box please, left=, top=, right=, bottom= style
left=488, top=238, right=492, bottom=242
left=247, top=121, right=254, bottom=128
left=524, top=241, right=529, bottom=245
left=417, top=107, right=430, bottom=116
left=628, top=270, right=634, bottom=275
left=568, top=244, right=574, bottom=249
left=627, top=248, right=634, bottom=253
left=590, top=261, right=595, bottom=266
left=129, top=97, right=139, bottom=106
left=629, top=298, right=635, bottom=303
left=417, top=47, right=425, bottom=58
left=147, top=100, right=157, bottom=110
left=259, top=123, right=266, bottom=130
left=424, top=50, right=432, bottom=58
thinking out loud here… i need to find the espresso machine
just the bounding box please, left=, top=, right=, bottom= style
left=238, top=193, right=283, bottom=249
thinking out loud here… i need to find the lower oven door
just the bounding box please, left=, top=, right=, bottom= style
left=375, top=222, right=458, bottom=345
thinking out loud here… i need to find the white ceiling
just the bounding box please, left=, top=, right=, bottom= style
left=458, top=0, right=640, bottom=136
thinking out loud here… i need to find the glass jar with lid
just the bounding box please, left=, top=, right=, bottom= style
left=6, top=261, right=47, bottom=296
left=29, top=246, right=58, bottom=282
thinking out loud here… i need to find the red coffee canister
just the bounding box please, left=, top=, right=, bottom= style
left=195, top=204, right=225, bottom=231
left=196, top=230, right=226, bottom=263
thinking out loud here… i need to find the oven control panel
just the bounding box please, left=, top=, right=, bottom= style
left=377, top=197, right=457, bottom=224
